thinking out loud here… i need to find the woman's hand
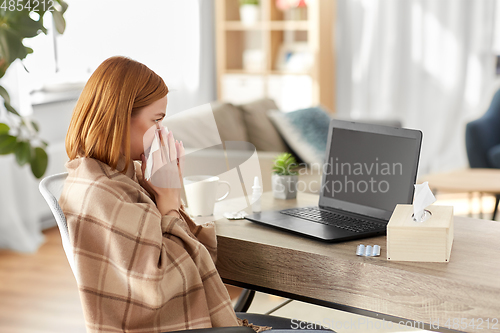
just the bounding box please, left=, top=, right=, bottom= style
left=139, top=130, right=185, bottom=217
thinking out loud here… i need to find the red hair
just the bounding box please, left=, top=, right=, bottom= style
left=66, top=56, right=168, bottom=173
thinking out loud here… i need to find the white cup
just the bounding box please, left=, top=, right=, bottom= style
left=183, top=175, right=231, bottom=217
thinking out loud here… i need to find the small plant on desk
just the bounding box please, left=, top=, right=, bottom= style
left=272, top=152, right=299, bottom=199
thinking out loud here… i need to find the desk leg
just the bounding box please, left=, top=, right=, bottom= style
left=493, top=194, right=499, bottom=221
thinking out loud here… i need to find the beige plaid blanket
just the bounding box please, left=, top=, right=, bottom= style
left=59, top=157, right=244, bottom=332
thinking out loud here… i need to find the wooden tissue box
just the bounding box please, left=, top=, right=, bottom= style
left=387, top=204, right=454, bottom=262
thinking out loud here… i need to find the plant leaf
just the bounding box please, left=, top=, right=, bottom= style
left=36, top=16, right=48, bottom=35
left=0, top=27, right=28, bottom=64
left=31, top=120, right=39, bottom=132
left=0, top=85, right=11, bottom=104
left=57, top=0, right=69, bottom=13
left=0, top=123, right=9, bottom=135
left=4, top=102, right=20, bottom=116
left=30, top=146, right=48, bottom=178
left=0, top=68, right=5, bottom=80
left=52, top=10, right=66, bottom=34
left=0, top=134, right=17, bottom=155
left=8, top=13, right=45, bottom=39
left=15, top=141, right=31, bottom=166
left=272, top=152, right=298, bottom=175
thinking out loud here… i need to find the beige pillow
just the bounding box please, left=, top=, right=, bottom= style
left=211, top=101, right=249, bottom=144
left=163, top=104, right=221, bottom=149
left=238, top=98, right=289, bottom=152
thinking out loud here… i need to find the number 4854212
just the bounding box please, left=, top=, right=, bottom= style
left=1, top=0, right=54, bottom=12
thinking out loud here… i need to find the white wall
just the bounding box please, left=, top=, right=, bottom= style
left=23, top=0, right=217, bottom=116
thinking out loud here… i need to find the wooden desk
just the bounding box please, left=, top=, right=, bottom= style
left=209, top=192, right=500, bottom=333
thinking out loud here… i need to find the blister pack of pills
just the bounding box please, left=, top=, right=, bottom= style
left=356, top=244, right=381, bottom=257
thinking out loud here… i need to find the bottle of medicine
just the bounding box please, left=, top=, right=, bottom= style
left=251, top=176, right=262, bottom=213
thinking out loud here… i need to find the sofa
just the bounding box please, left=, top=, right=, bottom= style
left=163, top=98, right=314, bottom=205
left=163, top=98, right=401, bottom=204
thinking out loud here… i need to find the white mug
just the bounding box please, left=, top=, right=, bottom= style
left=183, top=175, right=231, bottom=217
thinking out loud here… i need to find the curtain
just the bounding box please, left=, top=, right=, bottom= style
left=336, top=0, right=498, bottom=175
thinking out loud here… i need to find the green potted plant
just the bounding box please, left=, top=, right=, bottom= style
left=0, top=1, right=68, bottom=178
left=239, top=0, right=260, bottom=25
left=272, top=152, right=299, bottom=199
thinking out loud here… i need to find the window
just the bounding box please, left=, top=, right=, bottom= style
left=22, top=0, right=212, bottom=114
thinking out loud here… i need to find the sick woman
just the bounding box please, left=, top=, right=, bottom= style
left=59, top=56, right=269, bottom=332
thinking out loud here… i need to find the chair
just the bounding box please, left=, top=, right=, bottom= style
left=38, top=173, right=76, bottom=274
left=465, top=89, right=500, bottom=220
left=39, top=173, right=333, bottom=332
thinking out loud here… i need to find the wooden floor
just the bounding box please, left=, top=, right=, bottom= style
left=0, top=227, right=85, bottom=332
left=0, top=227, right=243, bottom=333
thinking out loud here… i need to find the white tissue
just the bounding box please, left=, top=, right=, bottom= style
left=413, top=181, right=436, bottom=222
left=144, top=131, right=159, bottom=180
left=144, top=125, right=169, bottom=181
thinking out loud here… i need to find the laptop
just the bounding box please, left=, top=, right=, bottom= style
left=245, top=119, right=423, bottom=242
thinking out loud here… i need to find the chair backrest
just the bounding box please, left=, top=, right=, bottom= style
left=38, top=172, right=75, bottom=274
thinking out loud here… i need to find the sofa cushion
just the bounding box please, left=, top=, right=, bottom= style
left=267, top=106, right=331, bottom=164
left=238, top=98, right=289, bottom=152
left=211, top=101, right=249, bottom=145
left=163, top=104, right=221, bottom=149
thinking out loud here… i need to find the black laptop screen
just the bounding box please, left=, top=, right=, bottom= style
left=321, top=127, right=420, bottom=216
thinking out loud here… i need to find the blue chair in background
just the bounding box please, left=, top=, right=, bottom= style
left=465, top=89, right=500, bottom=220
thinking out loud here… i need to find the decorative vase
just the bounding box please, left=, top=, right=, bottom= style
left=272, top=174, right=298, bottom=199
left=239, top=4, right=260, bottom=25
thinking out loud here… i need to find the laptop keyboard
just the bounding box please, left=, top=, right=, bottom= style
left=280, top=207, right=386, bottom=233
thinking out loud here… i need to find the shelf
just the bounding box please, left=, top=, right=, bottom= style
left=268, top=20, right=309, bottom=30
left=224, top=30, right=264, bottom=71
left=224, top=70, right=267, bottom=75
left=216, top=0, right=335, bottom=112
left=223, top=20, right=309, bottom=31
left=224, top=21, right=265, bottom=30
left=222, top=70, right=311, bottom=76
left=270, top=30, right=310, bottom=72
left=269, top=70, right=311, bottom=76
left=271, top=2, right=308, bottom=21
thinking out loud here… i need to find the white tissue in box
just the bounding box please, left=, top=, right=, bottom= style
left=413, top=181, right=436, bottom=222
